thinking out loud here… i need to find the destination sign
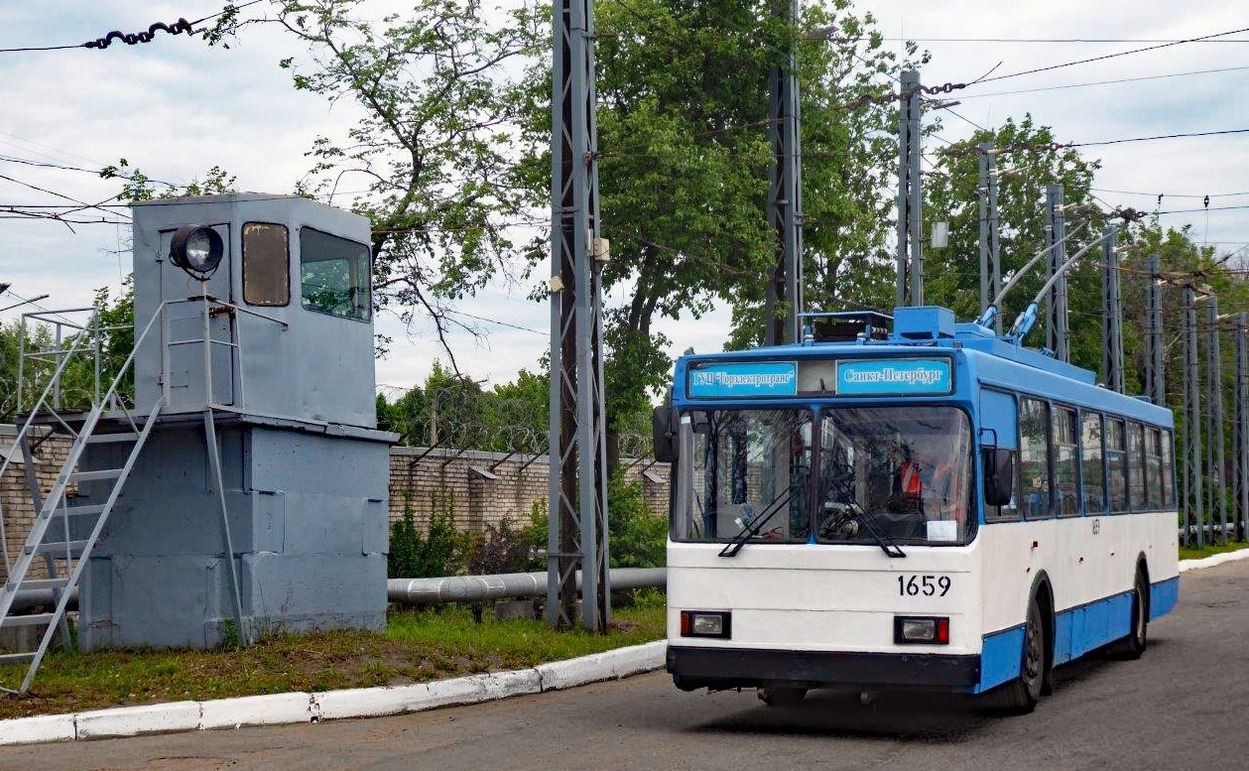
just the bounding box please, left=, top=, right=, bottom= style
left=835, top=358, right=952, bottom=395
left=688, top=361, right=798, bottom=398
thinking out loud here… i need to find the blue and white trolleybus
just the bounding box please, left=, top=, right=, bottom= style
left=653, top=305, right=1179, bottom=712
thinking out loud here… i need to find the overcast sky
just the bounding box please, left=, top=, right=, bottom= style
left=1, top=1, right=1246, bottom=397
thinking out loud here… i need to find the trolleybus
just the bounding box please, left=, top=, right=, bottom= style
left=653, top=305, right=1179, bottom=712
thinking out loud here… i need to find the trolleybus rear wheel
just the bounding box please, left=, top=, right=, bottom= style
left=1112, top=568, right=1149, bottom=660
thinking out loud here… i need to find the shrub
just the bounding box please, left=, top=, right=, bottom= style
left=387, top=491, right=464, bottom=578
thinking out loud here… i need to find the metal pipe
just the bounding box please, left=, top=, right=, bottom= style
left=8, top=568, right=667, bottom=615
left=389, top=568, right=665, bottom=605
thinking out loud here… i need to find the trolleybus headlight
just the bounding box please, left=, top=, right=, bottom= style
left=680, top=610, right=732, bottom=639
left=170, top=224, right=225, bottom=279
left=894, top=616, right=950, bottom=645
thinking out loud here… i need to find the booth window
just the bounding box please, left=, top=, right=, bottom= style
left=242, top=223, right=290, bottom=306
left=300, top=227, right=371, bottom=321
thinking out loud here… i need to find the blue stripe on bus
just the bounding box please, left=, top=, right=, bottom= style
left=977, top=584, right=1165, bottom=693
left=976, top=626, right=1025, bottom=693
left=1150, top=576, right=1179, bottom=619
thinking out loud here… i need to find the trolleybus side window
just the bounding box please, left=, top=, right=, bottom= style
left=1020, top=397, right=1052, bottom=519
left=1145, top=427, right=1164, bottom=510
left=1127, top=422, right=1145, bottom=512
left=1159, top=429, right=1169, bottom=507
left=1054, top=405, right=1080, bottom=517
left=1106, top=418, right=1128, bottom=512
left=1081, top=411, right=1107, bottom=514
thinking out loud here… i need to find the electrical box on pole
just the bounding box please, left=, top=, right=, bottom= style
left=547, top=0, right=610, bottom=632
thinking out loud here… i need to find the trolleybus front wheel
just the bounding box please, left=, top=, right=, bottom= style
left=987, top=596, right=1045, bottom=715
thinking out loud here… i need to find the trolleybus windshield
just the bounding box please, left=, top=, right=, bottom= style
left=673, top=405, right=974, bottom=546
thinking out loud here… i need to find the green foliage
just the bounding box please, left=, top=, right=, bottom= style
left=387, top=491, right=464, bottom=578
left=100, top=159, right=236, bottom=202
left=924, top=116, right=1102, bottom=369
left=515, top=0, right=912, bottom=415
left=377, top=362, right=550, bottom=452
left=210, top=0, right=544, bottom=369
left=607, top=471, right=667, bottom=568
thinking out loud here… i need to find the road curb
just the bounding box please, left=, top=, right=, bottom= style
left=0, top=640, right=667, bottom=747
left=1177, top=547, right=1249, bottom=573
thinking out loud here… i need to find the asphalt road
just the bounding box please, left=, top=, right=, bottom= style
left=5, top=560, right=1249, bottom=771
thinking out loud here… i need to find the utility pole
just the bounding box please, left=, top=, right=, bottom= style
left=1208, top=298, right=1227, bottom=544
left=978, top=144, right=1002, bottom=332
left=1146, top=253, right=1165, bottom=404
left=896, top=70, right=923, bottom=308
left=1044, top=184, right=1069, bottom=360
left=764, top=0, right=803, bottom=346
left=1182, top=284, right=1204, bottom=548
left=547, top=0, right=610, bottom=631
left=1101, top=227, right=1124, bottom=392
left=1235, top=312, right=1248, bottom=541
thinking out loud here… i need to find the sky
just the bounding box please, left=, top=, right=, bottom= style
left=1, top=1, right=1247, bottom=398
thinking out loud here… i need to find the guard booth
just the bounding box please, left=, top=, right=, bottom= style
left=0, top=194, right=395, bottom=689
left=84, top=193, right=394, bottom=649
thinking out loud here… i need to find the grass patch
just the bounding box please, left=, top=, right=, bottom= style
left=0, top=602, right=664, bottom=721
left=1179, top=540, right=1249, bottom=561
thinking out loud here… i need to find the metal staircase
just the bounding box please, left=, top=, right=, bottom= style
left=0, top=308, right=164, bottom=693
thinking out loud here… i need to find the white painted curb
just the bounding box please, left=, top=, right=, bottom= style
left=0, top=640, right=666, bottom=746
left=199, top=691, right=315, bottom=730
left=75, top=700, right=201, bottom=740
left=1178, top=547, right=1249, bottom=572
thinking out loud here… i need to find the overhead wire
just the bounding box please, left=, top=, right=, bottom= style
left=973, top=26, right=1249, bottom=85
left=0, top=1, right=266, bottom=54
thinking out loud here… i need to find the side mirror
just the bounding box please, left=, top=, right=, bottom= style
left=652, top=405, right=679, bottom=463
left=983, top=447, right=1015, bottom=507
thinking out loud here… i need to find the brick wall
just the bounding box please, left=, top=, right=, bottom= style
left=388, top=446, right=670, bottom=533
left=0, top=428, right=73, bottom=583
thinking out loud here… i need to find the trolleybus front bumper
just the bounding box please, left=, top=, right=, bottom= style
left=667, top=644, right=981, bottom=691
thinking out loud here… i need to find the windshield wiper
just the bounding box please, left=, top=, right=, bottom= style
left=844, top=500, right=907, bottom=559
left=719, top=487, right=795, bottom=558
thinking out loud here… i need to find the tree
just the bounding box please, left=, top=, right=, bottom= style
left=517, top=0, right=914, bottom=422
left=209, top=0, right=544, bottom=374
left=924, top=116, right=1102, bottom=371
